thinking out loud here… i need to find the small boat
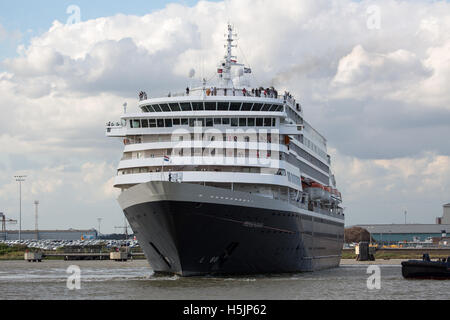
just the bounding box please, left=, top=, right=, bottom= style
left=401, top=254, right=450, bottom=279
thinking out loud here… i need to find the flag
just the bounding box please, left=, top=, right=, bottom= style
left=164, top=155, right=170, bottom=162
left=217, top=69, right=223, bottom=74
left=244, top=67, right=252, bottom=74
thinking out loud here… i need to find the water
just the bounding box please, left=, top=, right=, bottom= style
left=0, top=260, right=448, bottom=300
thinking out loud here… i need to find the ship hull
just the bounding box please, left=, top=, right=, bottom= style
left=118, top=182, right=344, bottom=276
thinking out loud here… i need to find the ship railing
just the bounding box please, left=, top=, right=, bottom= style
left=165, top=87, right=301, bottom=109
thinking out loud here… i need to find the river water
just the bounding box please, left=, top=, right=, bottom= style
left=0, top=260, right=448, bottom=300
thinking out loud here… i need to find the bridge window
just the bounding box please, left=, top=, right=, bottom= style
left=149, top=119, right=156, bottom=128
left=160, top=104, right=170, bottom=112
left=214, top=118, right=222, bottom=125
left=131, top=120, right=141, bottom=128
left=241, top=103, right=253, bottom=111
left=192, top=102, right=204, bottom=111
left=173, top=118, right=180, bottom=125
left=169, top=103, right=181, bottom=112
left=153, top=105, right=162, bottom=112
left=206, top=118, right=213, bottom=127
left=248, top=118, right=255, bottom=126
left=264, top=118, right=272, bottom=127
left=262, top=104, right=271, bottom=111
left=218, top=102, right=230, bottom=111
left=157, top=119, right=164, bottom=128
left=252, top=103, right=263, bottom=111
left=239, top=118, right=246, bottom=126
left=231, top=118, right=238, bottom=127
left=180, top=103, right=192, bottom=111
left=222, top=118, right=230, bottom=125
left=181, top=118, right=188, bottom=126
left=205, top=102, right=217, bottom=110
left=230, top=103, right=242, bottom=111
left=141, top=119, right=149, bottom=128
left=269, top=104, right=278, bottom=111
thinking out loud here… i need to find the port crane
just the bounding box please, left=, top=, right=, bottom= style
left=0, top=212, right=18, bottom=240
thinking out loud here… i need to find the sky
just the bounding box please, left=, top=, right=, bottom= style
left=0, top=0, right=449, bottom=233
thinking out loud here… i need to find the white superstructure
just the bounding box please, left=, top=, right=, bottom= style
left=106, top=24, right=343, bottom=221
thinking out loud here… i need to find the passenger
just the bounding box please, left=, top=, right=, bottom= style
left=186, top=87, right=190, bottom=96
left=243, top=88, right=247, bottom=96
left=251, top=88, right=255, bottom=96
left=206, top=88, right=211, bottom=96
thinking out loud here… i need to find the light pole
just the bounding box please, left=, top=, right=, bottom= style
left=14, top=175, right=26, bottom=241
left=97, top=218, right=102, bottom=238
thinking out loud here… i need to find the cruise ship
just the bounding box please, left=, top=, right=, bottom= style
left=106, top=25, right=344, bottom=276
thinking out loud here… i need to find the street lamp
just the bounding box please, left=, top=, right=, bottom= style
left=14, top=175, right=26, bottom=241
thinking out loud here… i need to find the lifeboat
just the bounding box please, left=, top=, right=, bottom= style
left=323, top=186, right=332, bottom=202
left=305, top=182, right=325, bottom=201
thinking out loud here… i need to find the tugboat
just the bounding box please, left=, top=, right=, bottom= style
left=401, top=254, right=450, bottom=279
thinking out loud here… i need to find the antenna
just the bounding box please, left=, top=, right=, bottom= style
left=123, top=102, right=127, bottom=114
left=97, top=218, right=103, bottom=237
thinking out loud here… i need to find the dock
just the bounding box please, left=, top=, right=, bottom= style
left=25, top=252, right=145, bottom=261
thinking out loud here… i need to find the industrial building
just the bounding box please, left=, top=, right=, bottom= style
left=356, top=203, right=450, bottom=244
left=0, top=229, right=98, bottom=241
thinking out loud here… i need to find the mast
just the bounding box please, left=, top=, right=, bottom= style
left=219, top=24, right=239, bottom=87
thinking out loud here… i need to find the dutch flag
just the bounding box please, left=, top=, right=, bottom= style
left=164, top=155, right=170, bottom=162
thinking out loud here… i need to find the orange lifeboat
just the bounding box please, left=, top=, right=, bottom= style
left=306, top=182, right=325, bottom=200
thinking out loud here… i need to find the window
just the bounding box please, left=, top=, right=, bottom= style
left=189, top=118, right=195, bottom=127
left=205, top=102, right=217, bottom=110
left=206, top=118, right=213, bottom=127
left=173, top=118, right=180, bottom=125
left=149, top=119, right=156, bottom=128
left=196, top=118, right=205, bottom=127
left=153, top=105, right=162, bottom=112
left=142, top=119, right=149, bottom=128
left=248, top=118, right=255, bottom=126
left=160, top=104, right=171, bottom=112
left=264, top=118, right=272, bottom=127
left=192, top=102, right=204, bottom=111
left=256, top=118, right=263, bottom=126
left=164, top=119, right=173, bottom=127
left=170, top=103, right=181, bottom=112
left=252, top=103, right=263, bottom=111
left=241, top=103, right=253, bottom=111
left=157, top=119, right=164, bottom=128
left=132, top=120, right=141, bottom=128
left=239, top=118, right=246, bottom=126
left=214, top=118, right=222, bottom=125
left=231, top=118, right=238, bottom=127
left=222, top=118, right=230, bottom=125
left=269, top=104, right=278, bottom=111
left=262, top=104, right=271, bottom=111
left=230, top=103, right=242, bottom=111
left=181, top=118, right=188, bottom=126
left=146, top=105, right=156, bottom=112
left=218, top=102, right=230, bottom=111
left=272, top=118, right=276, bottom=126
left=180, top=103, right=192, bottom=111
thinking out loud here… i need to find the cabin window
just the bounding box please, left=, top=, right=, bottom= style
left=222, top=118, right=230, bottom=125
left=157, top=119, right=164, bottom=128
left=247, top=118, right=255, bottom=126
left=206, top=118, right=213, bottom=127
left=173, top=118, right=181, bottom=126
left=141, top=119, right=149, bottom=128
left=264, top=118, right=272, bottom=127
left=132, top=120, right=141, bottom=128
left=239, top=118, right=246, bottom=127
left=256, top=118, right=263, bottom=126
left=149, top=119, right=156, bottom=128
left=181, top=118, right=188, bottom=126
left=214, top=118, right=222, bottom=125
left=164, top=119, right=173, bottom=127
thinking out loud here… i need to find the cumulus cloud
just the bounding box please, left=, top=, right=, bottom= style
left=1, top=0, right=450, bottom=230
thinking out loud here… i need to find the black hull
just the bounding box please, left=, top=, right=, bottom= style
left=401, top=261, right=450, bottom=279
left=124, top=200, right=344, bottom=276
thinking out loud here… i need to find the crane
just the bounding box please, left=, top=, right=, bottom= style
left=0, top=212, right=18, bottom=240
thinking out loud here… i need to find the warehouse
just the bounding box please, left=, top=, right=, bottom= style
left=0, top=229, right=98, bottom=241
